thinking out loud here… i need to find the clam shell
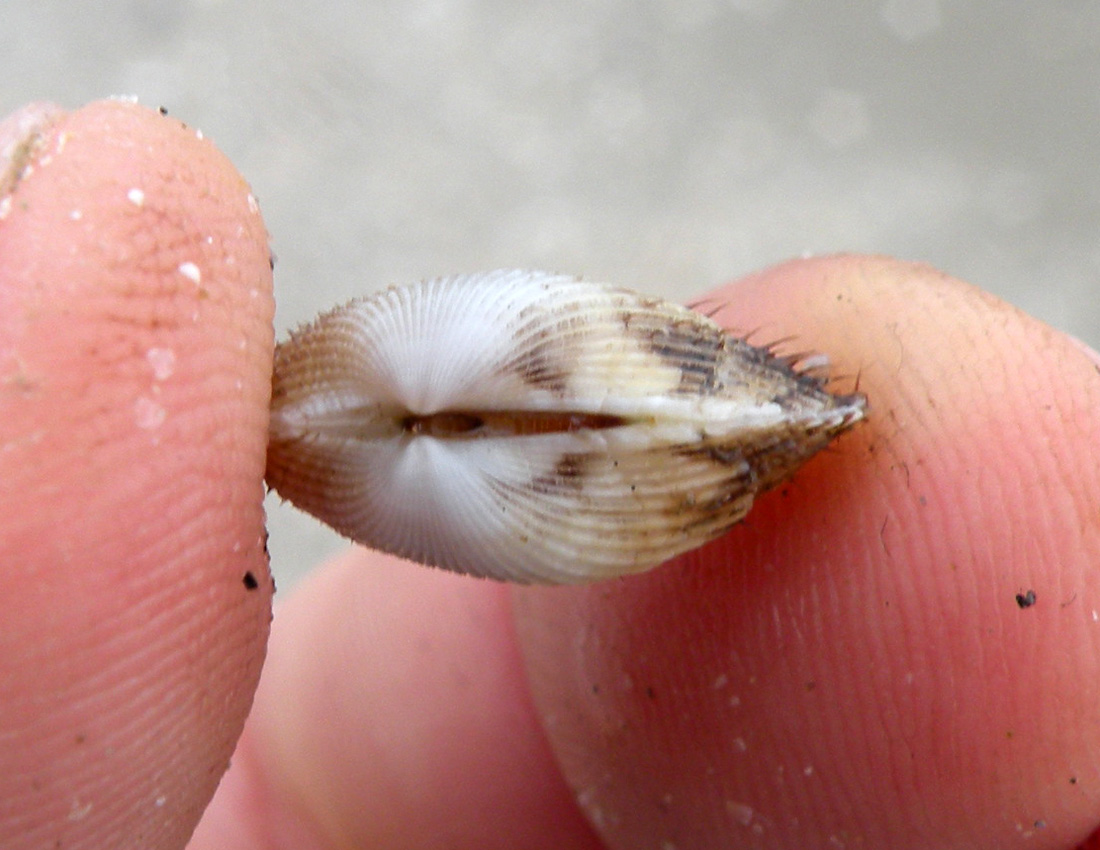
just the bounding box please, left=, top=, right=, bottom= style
left=267, top=270, right=866, bottom=583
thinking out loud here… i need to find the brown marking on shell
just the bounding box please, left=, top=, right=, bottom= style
left=507, top=345, right=572, bottom=395
left=723, top=334, right=839, bottom=399
left=644, top=319, right=725, bottom=395
left=505, top=299, right=578, bottom=395
left=674, top=441, right=751, bottom=469
left=614, top=301, right=728, bottom=396
left=529, top=452, right=589, bottom=495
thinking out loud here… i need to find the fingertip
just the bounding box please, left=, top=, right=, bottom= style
left=0, top=99, right=274, bottom=848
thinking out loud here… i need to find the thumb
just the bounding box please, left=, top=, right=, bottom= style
left=0, top=101, right=274, bottom=849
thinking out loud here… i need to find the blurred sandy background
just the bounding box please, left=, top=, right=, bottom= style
left=3, top=1, right=1098, bottom=588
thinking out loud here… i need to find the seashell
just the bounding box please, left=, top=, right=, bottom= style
left=266, top=270, right=866, bottom=584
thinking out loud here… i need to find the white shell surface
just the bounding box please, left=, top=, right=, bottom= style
left=267, top=270, right=866, bottom=583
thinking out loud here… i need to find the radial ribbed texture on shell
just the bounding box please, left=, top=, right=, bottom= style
left=267, top=270, right=866, bottom=583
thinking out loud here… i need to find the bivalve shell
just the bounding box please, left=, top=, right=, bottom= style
left=267, top=270, right=866, bottom=583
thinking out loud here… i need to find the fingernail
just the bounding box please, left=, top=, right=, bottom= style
left=0, top=101, right=65, bottom=199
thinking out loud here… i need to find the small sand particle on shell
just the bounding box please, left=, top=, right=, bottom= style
left=725, top=800, right=754, bottom=827
left=127, top=187, right=145, bottom=207
left=178, top=261, right=202, bottom=283
left=134, top=396, right=166, bottom=430
left=247, top=193, right=259, bottom=214
left=0, top=196, right=11, bottom=220
left=69, top=209, right=82, bottom=220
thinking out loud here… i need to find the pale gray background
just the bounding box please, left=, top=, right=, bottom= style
left=4, top=1, right=1098, bottom=589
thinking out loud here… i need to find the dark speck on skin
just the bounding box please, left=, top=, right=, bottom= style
left=243, top=571, right=259, bottom=590
left=1016, top=589, right=1037, bottom=609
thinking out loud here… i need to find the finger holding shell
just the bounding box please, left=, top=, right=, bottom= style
left=266, top=269, right=866, bottom=583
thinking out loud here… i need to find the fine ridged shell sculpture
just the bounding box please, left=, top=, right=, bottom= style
left=266, top=269, right=866, bottom=583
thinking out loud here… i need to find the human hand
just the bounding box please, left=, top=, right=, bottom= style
left=193, top=257, right=1100, bottom=849
left=4, top=101, right=1100, bottom=850
left=194, top=257, right=1100, bottom=850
